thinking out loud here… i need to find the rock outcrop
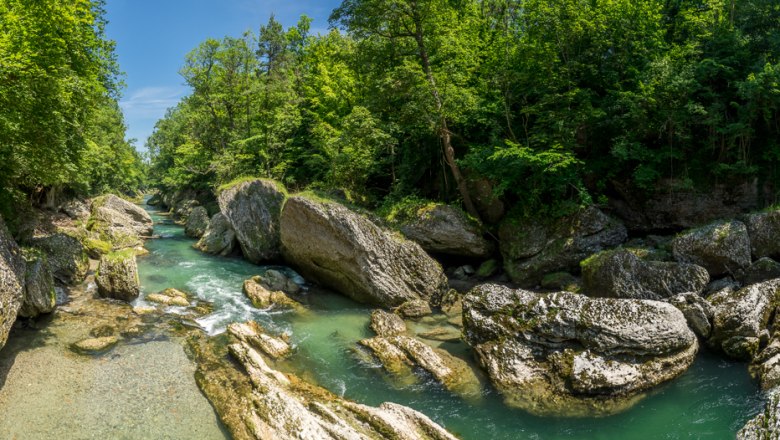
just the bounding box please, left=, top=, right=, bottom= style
left=218, top=179, right=287, bottom=263
left=91, top=194, right=153, bottom=238
left=462, top=284, right=697, bottom=415
left=0, top=216, right=25, bottom=349
left=672, top=220, right=752, bottom=277
left=194, top=213, right=236, bottom=256
left=190, top=323, right=459, bottom=440
left=228, top=321, right=291, bottom=359
left=499, top=207, right=627, bottom=287
left=708, top=279, right=780, bottom=360
left=280, top=195, right=448, bottom=307
left=184, top=206, right=209, bottom=238
left=738, top=391, right=780, bottom=440
left=29, top=233, right=88, bottom=284
left=396, top=203, right=493, bottom=258
left=96, top=250, right=140, bottom=301
left=19, top=248, right=56, bottom=317
left=581, top=249, right=709, bottom=300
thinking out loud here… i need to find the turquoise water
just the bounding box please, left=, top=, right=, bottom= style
left=137, top=204, right=766, bottom=439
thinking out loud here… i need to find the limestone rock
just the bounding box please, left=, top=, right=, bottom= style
left=190, top=324, right=459, bottom=440
left=395, top=299, right=432, bottom=319
left=30, top=233, right=88, bottom=284
left=708, top=279, right=780, bottom=360
left=228, top=321, right=291, bottom=359
left=146, top=288, right=190, bottom=307
left=242, top=277, right=300, bottom=310
left=184, top=206, right=209, bottom=238
left=667, top=293, right=715, bottom=338
left=370, top=309, right=406, bottom=336
left=499, top=207, right=627, bottom=287
left=359, top=334, right=481, bottom=397
left=59, top=198, right=91, bottom=220
left=280, top=195, right=448, bottom=307
left=194, top=213, right=236, bottom=256
left=397, top=203, right=493, bottom=258
left=738, top=391, right=780, bottom=440
left=462, top=284, right=698, bottom=415
left=581, top=249, right=709, bottom=300
left=0, top=216, right=25, bottom=350
left=218, top=179, right=286, bottom=263
left=257, top=269, right=300, bottom=295
left=96, top=250, right=140, bottom=301
left=91, top=194, right=153, bottom=238
left=744, top=209, right=780, bottom=260
left=19, top=248, right=56, bottom=318
left=743, top=257, right=780, bottom=285
left=672, top=220, right=752, bottom=277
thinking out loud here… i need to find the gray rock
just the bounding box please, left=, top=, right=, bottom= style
left=194, top=213, right=236, bottom=256
left=667, top=293, right=715, bottom=338
left=91, top=194, right=153, bottom=237
left=738, top=390, right=780, bottom=440
left=0, top=216, right=25, bottom=350
left=708, top=279, right=780, bottom=360
left=30, top=233, right=88, bottom=284
left=96, top=250, right=140, bottom=301
left=743, top=257, right=780, bottom=285
left=705, top=277, right=741, bottom=296
left=19, top=248, right=56, bottom=318
left=672, top=220, right=752, bottom=277
left=370, top=309, right=406, bottom=336
left=59, top=198, right=91, bottom=220
left=218, top=179, right=286, bottom=263
left=499, top=207, right=627, bottom=287
left=462, top=284, right=697, bottom=415
left=280, top=195, right=448, bottom=307
left=184, top=206, right=209, bottom=238
left=258, top=269, right=300, bottom=295
left=744, top=209, right=780, bottom=260
left=752, top=337, right=780, bottom=390
left=242, top=277, right=301, bottom=310
left=395, top=299, right=433, bottom=319
left=581, top=249, right=709, bottom=300
left=397, top=204, right=493, bottom=257
left=228, top=321, right=291, bottom=359
left=71, top=336, right=119, bottom=354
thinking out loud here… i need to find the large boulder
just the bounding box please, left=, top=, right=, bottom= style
left=672, top=220, right=752, bottom=277
left=708, top=279, right=780, bottom=360
left=744, top=209, right=780, bottom=260
left=91, top=194, right=153, bottom=238
left=218, top=179, right=286, bottom=263
left=0, top=216, right=25, bottom=349
left=667, top=293, right=715, bottom=338
left=581, top=249, right=709, bottom=300
left=396, top=203, right=493, bottom=258
left=29, top=233, right=88, bottom=284
left=499, top=207, right=627, bottom=287
left=738, top=391, right=780, bottom=440
left=462, top=284, right=697, bottom=416
left=59, top=198, right=91, bottom=221
left=19, top=248, right=56, bottom=318
left=743, top=257, right=780, bottom=285
left=96, top=250, right=140, bottom=301
left=184, top=206, right=209, bottom=238
left=280, top=195, right=448, bottom=307
left=194, top=213, right=236, bottom=256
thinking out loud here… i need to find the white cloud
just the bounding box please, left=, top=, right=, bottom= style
left=120, top=86, right=187, bottom=117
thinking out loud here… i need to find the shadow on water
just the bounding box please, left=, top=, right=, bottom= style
left=0, top=314, right=58, bottom=391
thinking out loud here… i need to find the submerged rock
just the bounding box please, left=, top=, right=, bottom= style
left=194, top=213, right=236, bottom=256
left=189, top=326, right=459, bottom=440
left=672, top=220, right=752, bottom=277
left=708, top=279, right=780, bottom=360
left=581, top=249, right=709, bottom=300
left=19, top=248, right=56, bottom=318
left=280, top=195, right=448, bottom=307
left=738, top=391, right=780, bottom=440
left=218, top=178, right=286, bottom=263
left=0, top=215, right=25, bottom=350
left=184, top=206, right=209, bottom=238
left=29, top=233, right=89, bottom=285
left=396, top=203, right=493, bottom=258
left=96, top=250, right=140, bottom=302
left=462, top=284, right=697, bottom=416
left=499, top=207, right=627, bottom=287
left=71, top=336, right=119, bottom=354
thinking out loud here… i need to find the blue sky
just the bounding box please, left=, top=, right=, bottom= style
left=104, top=0, right=341, bottom=153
